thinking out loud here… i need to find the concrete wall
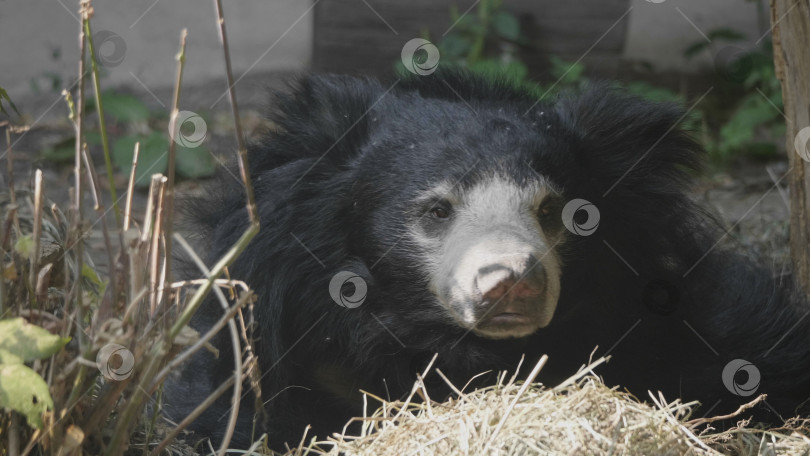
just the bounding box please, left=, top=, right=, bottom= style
left=1, top=0, right=764, bottom=105
left=0, top=0, right=313, bottom=101
left=624, top=0, right=765, bottom=71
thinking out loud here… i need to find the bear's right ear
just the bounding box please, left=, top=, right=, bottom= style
left=267, top=75, right=386, bottom=166
left=553, top=85, right=704, bottom=196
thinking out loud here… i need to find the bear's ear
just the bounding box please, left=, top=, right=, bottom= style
left=553, top=85, right=704, bottom=196
left=266, top=74, right=385, bottom=166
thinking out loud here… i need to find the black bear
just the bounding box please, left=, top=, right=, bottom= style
left=165, top=71, right=810, bottom=449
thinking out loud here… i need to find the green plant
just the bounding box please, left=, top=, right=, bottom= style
left=403, top=0, right=779, bottom=169
left=43, top=91, right=216, bottom=185
left=0, top=86, right=19, bottom=117
left=2, top=3, right=259, bottom=452
left=440, top=0, right=526, bottom=79
left=412, top=2, right=690, bottom=103
left=396, top=0, right=528, bottom=84
left=0, top=318, right=70, bottom=429
left=684, top=26, right=784, bottom=162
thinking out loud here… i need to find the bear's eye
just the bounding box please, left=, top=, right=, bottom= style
left=538, top=202, right=553, bottom=219
left=429, top=206, right=451, bottom=219
left=537, top=199, right=562, bottom=227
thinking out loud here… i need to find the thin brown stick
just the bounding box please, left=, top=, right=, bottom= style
left=213, top=0, right=257, bottom=225
left=8, top=412, right=20, bottom=456
left=0, top=207, right=15, bottom=252
left=552, top=356, right=609, bottom=392
left=433, top=368, right=467, bottom=399
left=123, top=142, right=139, bottom=232
left=162, top=0, right=262, bottom=389
left=19, top=428, right=41, bottom=456
left=168, top=278, right=250, bottom=292
left=685, top=394, right=768, bottom=427
left=81, top=146, right=118, bottom=309
left=83, top=15, right=121, bottom=228
left=173, top=232, right=243, bottom=454
left=148, top=373, right=243, bottom=456
left=35, top=264, right=53, bottom=305
left=121, top=286, right=148, bottom=326
left=68, top=0, right=89, bottom=354
left=5, top=128, right=21, bottom=236
left=140, top=174, right=160, bottom=244
left=29, top=170, right=43, bottom=312
left=148, top=175, right=167, bottom=314
left=387, top=353, right=439, bottom=430
left=0, top=129, right=11, bottom=314
left=80, top=375, right=130, bottom=439
left=148, top=290, right=252, bottom=394
left=162, top=29, right=188, bottom=308
left=484, top=354, right=548, bottom=450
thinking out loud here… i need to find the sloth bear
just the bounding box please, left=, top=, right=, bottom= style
left=166, top=71, right=810, bottom=449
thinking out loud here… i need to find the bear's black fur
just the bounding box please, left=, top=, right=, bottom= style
left=166, top=71, right=810, bottom=449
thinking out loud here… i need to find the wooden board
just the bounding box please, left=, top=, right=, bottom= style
left=771, top=0, right=810, bottom=294
left=312, top=0, right=631, bottom=80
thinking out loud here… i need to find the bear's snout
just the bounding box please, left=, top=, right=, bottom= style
left=438, top=236, right=560, bottom=339
left=475, top=254, right=544, bottom=305
left=471, top=255, right=549, bottom=338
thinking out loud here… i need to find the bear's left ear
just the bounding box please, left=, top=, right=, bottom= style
left=266, top=74, right=386, bottom=167
left=553, top=85, right=704, bottom=195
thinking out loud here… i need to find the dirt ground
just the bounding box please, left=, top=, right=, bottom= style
left=1, top=72, right=794, bottom=276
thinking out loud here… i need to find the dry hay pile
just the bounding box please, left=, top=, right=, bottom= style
left=291, top=357, right=810, bottom=456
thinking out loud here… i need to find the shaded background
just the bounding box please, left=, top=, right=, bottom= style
left=3, top=0, right=765, bottom=101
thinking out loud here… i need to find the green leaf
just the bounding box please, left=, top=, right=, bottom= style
left=86, top=130, right=103, bottom=145
left=453, top=14, right=481, bottom=33
left=684, top=41, right=711, bottom=59
left=112, top=132, right=168, bottom=187
left=43, top=137, right=75, bottom=163
left=469, top=60, right=528, bottom=85
left=440, top=34, right=473, bottom=61
left=81, top=263, right=106, bottom=297
left=0, top=318, right=70, bottom=364
left=624, top=82, right=683, bottom=103
left=0, top=363, right=54, bottom=429
left=491, top=11, right=520, bottom=41
left=176, top=146, right=216, bottom=178
left=0, top=86, right=20, bottom=117
left=718, top=95, right=778, bottom=157
left=707, top=28, right=747, bottom=43
left=14, top=234, right=34, bottom=258
left=745, top=142, right=778, bottom=160
left=97, top=92, right=151, bottom=123
left=549, top=56, right=585, bottom=86
left=42, top=132, right=103, bottom=164
left=82, top=263, right=103, bottom=289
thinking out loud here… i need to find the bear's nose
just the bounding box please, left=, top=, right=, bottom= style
left=480, top=278, right=541, bottom=304
left=475, top=256, right=543, bottom=305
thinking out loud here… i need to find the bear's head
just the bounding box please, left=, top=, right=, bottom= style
left=252, top=71, right=702, bottom=345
